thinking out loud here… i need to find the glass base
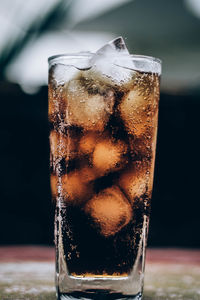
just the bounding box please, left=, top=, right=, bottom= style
left=58, top=290, right=142, bottom=300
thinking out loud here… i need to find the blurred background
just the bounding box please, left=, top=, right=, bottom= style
left=0, top=0, right=200, bottom=247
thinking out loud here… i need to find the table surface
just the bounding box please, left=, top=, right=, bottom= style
left=0, top=247, right=200, bottom=300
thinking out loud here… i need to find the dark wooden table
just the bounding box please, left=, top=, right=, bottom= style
left=0, top=247, right=200, bottom=299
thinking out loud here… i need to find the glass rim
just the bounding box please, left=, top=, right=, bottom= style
left=48, top=52, right=162, bottom=65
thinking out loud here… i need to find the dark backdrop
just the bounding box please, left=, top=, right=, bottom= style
left=0, top=81, right=199, bottom=247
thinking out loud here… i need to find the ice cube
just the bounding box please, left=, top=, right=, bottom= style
left=50, top=130, right=78, bottom=163
left=48, top=69, right=68, bottom=124
left=50, top=174, right=58, bottom=200
left=61, top=170, right=93, bottom=206
left=129, top=109, right=158, bottom=160
left=120, top=72, right=159, bottom=137
left=79, top=132, right=99, bottom=155
left=84, top=186, right=132, bottom=237
left=89, top=37, right=134, bottom=86
left=50, top=130, right=66, bottom=162
left=48, top=85, right=56, bottom=117
left=94, top=36, right=130, bottom=57
left=118, top=162, right=148, bottom=204
left=48, top=84, right=62, bottom=123
left=119, top=89, right=154, bottom=137
left=79, top=165, right=97, bottom=183
left=65, top=79, right=114, bottom=131
left=50, top=63, right=79, bottom=87
left=92, top=138, right=128, bottom=175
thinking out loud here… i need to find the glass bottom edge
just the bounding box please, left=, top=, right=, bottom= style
left=58, top=290, right=142, bottom=300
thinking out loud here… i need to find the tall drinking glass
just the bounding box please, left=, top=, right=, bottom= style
left=48, top=53, right=161, bottom=300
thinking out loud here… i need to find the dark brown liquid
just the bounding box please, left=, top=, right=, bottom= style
left=49, top=67, right=160, bottom=276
